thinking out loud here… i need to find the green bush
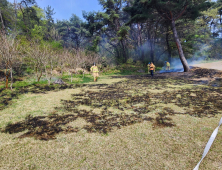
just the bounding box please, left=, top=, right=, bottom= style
left=26, top=67, right=33, bottom=74
left=78, top=70, right=83, bottom=74
left=14, top=81, right=31, bottom=88
left=126, top=58, right=134, bottom=64
left=50, top=41, right=63, bottom=50
left=101, top=57, right=108, bottom=67
left=136, top=60, right=142, bottom=66
left=33, top=80, right=48, bottom=85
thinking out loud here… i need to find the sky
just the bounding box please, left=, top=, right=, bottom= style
left=8, top=0, right=103, bottom=21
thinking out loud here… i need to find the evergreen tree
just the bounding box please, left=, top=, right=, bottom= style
left=44, top=5, right=55, bottom=40
left=17, top=0, right=39, bottom=38
left=83, top=0, right=131, bottom=62
left=0, top=0, right=15, bottom=33
left=125, top=0, right=213, bottom=72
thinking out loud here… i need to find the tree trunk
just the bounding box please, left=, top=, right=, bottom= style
left=10, top=68, right=13, bottom=90
left=68, top=69, right=71, bottom=82
left=137, top=23, right=144, bottom=62
left=35, top=66, right=38, bottom=81
left=0, top=7, right=5, bottom=32
left=14, top=0, right=17, bottom=36
left=83, top=67, right=85, bottom=79
left=150, top=40, right=154, bottom=63
left=147, top=27, right=155, bottom=63
left=171, top=20, right=189, bottom=72
left=220, top=14, right=222, bottom=37
left=38, top=69, right=42, bottom=82
left=115, top=47, right=120, bottom=63
left=5, top=75, right=9, bottom=89
left=166, top=27, right=172, bottom=64
left=4, top=67, right=10, bottom=89
left=61, top=68, right=63, bottom=78
left=18, top=64, right=22, bottom=76
left=44, top=66, right=51, bottom=85
left=120, top=40, right=127, bottom=63
left=36, top=67, right=42, bottom=82
left=71, top=73, right=72, bottom=82
left=50, top=66, right=53, bottom=85
left=19, top=4, right=30, bottom=39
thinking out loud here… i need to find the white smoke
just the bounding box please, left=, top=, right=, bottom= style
left=159, top=44, right=211, bottom=73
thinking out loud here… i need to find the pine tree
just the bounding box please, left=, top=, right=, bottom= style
left=125, top=0, right=212, bottom=72
left=44, top=5, right=55, bottom=40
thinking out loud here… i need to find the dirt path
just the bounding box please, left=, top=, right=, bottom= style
left=191, top=61, right=222, bottom=70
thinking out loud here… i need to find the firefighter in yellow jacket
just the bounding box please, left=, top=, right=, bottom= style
left=90, top=63, right=99, bottom=82
left=165, top=61, right=170, bottom=71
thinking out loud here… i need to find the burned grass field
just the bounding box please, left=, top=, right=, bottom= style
left=0, top=67, right=222, bottom=169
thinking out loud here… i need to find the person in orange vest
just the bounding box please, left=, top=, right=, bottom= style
left=90, top=63, right=99, bottom=82
left=149, top=62, right=155, bottom=77
left=147, top=62, right=150, bottom=73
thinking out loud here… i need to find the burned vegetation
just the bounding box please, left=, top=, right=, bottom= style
left=1, top=68, right=222, bottom=140
left=0, top=83, right=87, bottom=110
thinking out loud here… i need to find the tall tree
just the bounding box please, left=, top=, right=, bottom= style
left=83, top=0, right=131, bottom=63
left=0, top=0, right=15, bottom=33
left=17, top=0, right=38, bottom=38
left=44, top=5, right=55, bottom=40
left=56, top=14, right=87, bottom=48
left=69, top=14, right=88, bottom=49
left=125, top=0, right=213, bottom=72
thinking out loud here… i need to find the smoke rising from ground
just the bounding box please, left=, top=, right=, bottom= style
left=159, top=56, right=208, bottom=73
left=159, top=44, right=211, bottom=73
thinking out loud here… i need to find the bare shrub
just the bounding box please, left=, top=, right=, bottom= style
left=57, top=49, right=70, bottom=77
left=42, top=45, right=59, bottom=85
left=0, top=32, right=21, bottom=90
left=25, top=41, right=45, bottom=82
left=75, top=50, right=100, bottom=78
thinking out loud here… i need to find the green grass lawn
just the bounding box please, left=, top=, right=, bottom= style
left=0, top=65, right=222, bottom=169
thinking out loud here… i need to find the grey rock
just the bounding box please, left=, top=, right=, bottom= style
left=53, top=79, right=65, bottom=85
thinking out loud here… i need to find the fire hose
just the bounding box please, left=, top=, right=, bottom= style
left=193, top=117, right=222, bottom=170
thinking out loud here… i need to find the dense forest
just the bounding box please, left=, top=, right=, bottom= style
left=0, top=0, right=222, bottom=88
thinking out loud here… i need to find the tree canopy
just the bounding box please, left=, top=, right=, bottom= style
left=0, top=0, right=221, bottom=72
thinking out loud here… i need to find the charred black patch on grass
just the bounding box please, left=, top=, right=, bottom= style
left=152, top=88, right=221, bottom=117
left=2, top=114, right=79, bottom=140
left=1, top=110, right=154, bottom=140
left=1, top=68, right=222, bottom=140
left=153, top=113, right=175, bottom=128
left=191, top=68, right=222, bottom=78
left=0, top=83, right=100, bottom=110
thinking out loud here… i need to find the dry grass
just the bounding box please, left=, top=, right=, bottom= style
left=85, top=75, right=127, bottom=85
left=0, top=115, right=222, bottom=169
left=0, top=88, right=82, bottom=128
left=0, top=74, right=222, bottom=170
